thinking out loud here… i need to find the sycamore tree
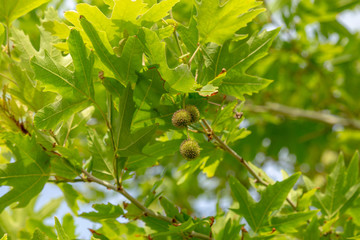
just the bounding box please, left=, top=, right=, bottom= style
left=0, top=0, right=360, bottom=239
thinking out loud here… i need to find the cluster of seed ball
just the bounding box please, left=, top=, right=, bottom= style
left=171, top=105, right=201, bottom=160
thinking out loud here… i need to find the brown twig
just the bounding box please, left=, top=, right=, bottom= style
left=246, top=102, right=360, bottom=130
left=81, top=169, right=213, bottom=240
left=201, top=119, right=297, bottom=210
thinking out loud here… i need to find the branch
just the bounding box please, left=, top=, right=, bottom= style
left=245, top=102, right=360, bottom=130
left=201, top=119, right=297, bottom=210
left=81, top=169, right=213, bottom=240
left=48, top=178, right=85, bottom=183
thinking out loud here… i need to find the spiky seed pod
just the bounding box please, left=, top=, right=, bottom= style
left=185, top=105, right=200, bottom=124
left=172, top=109, right=191, bottom=128
left=180, top=139, right=200, bottom=160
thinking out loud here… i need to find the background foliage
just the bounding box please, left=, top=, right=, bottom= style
left=0, top=0, right=360, bottom=239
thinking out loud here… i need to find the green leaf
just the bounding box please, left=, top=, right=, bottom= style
left=31, top=229, right=49, bottom=240
left=62, top=214, right=76, bottom=240
left=94, top=220, right=145, bottom=239
left=34, top=98, right=89, bottom=129
left=0, top=234, right=7, bottom=240
left=211, top=101, right=237, bottom=132
left=138, top=0, right=180, bottom=23
left=0, top=133, right=50, bottom=213
left=139, top=28, right=196, bottom=93
left=68, top=29, right=95, bottom=98
left=196, top=0, right=265, bottom=45
left=347, top=236, right=360, bottom=240
left=7, top=63, right=57, bottom=111
left=118, top=125, right=157, bottom=156
left=35, top=197, right=63, bottom=221
left=127, top=139, right=183, bottom=170
left=0, top=0, right=50, bottom=24
left=54, top=217, right=70, bottom=240
left=224, top=29, right=280, bottom=74
left=88, top=129, right=115, bottom=180
left=142, top=216, right=170, bottom=232
left=31, top=52, right=79, bottom=97
left=42, top=15, right=70, bottom=40
left=177, top=16, right=199, bottom=53
left=268, top=211, right=318, bottom=232
left=102, top=77, right=125, bottom=97
left=346, top=150, right=359, bottom=189
left=132, top=68, right=170, bottom=128
left=230, top=173, right=301, bottom=232
left=219, top=72, right=272, bottom=100
left=246, top=161, right=275, bottom=185
left=113, top=84, right=135, bottom=150
left=76, top=3, right=118, bottom=43
left=304, top=153, right=360, bottom=218
left=112, top=0, right=147, bottom=23
left=304, top=217, right=320, bottom=240
left=109, top=83, right=158, bottom=157
left=80, top=203, right=124, bottom=222
left=159, top=197, right=180, bottom=219
left=80, top=16, right=142, bottom=85
left=214, top=218, right=242, bottom=240
left=53, top=146, right=83, bottom=173
left=0, top=23, right=5, bottom=45
left=133, top=68, right=167, bottom=110
left=297, top=188, right=317, bottom=211
left=58, top=183, right=82, bottom=214
left=11, top=27, right=38, bottom=74
left=156, top=25, right=175, bottom=39
left=202, top=29, right=279, bottom=98
left=31, top=50, right=94, bottom=129
left=103, top=0, right=114, bottom=9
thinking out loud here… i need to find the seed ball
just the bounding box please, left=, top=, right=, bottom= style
left=185, top=105, right=200, bottom=124
left=172, top=109, right=191, bottom=128
left=180, top=139, right=200, bottom=160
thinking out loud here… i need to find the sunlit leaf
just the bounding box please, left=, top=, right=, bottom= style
left=196, top=0, right=265, bottom=45
left=80, top=203, right=124, bottom=222
left=0, top=0, right=50, bottom=24
left=0, top=133, right=50, bottom=213
left=54, top=217, right=70, bottom=240
left=230, top=173, right=300, bottom=232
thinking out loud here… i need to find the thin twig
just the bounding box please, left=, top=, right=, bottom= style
left=201, top=119, right=297, bottom=210
left=245, top=102, right=360, bottom=130
left=81, top=169, right=213, bottom=240
left=188, top=44, right=201, bottom=67
left=169, top=10, right=184, bottom=57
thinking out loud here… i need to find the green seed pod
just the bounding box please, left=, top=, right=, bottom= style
left=180, top=139, right=200, bottom=160
left=185, top=105, right=200, bottom=124
left=172, top=109, right=191, bottom=128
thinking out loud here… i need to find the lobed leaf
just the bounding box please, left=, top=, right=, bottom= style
left=304, top=152, right=360, bottom=218
left=0, top=133, right=50, bottom=213
left=88, top=129, right=115, bottom=180
left=80, top=16, right=142, bottom=85
left=139, top=28, right=196, bottom=93
left=68, top=29, right=95, bottom=98
left=196, top=0, right=265, bottom=45
left=138, top=0, right=180, bottom=24
left=80, top=203, right=124, bottom=222
left=230, top=173, right=301, bottom=232
left=0, top=0, right=50, bottom=24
